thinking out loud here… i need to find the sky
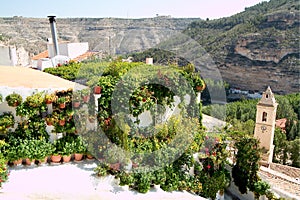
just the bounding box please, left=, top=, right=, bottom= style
left=0, top=0, right=268, bottom=19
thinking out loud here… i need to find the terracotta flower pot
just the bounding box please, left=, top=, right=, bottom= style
left=39, top=157, right=48, bottom=165
left=110, top=162, right=121, bottom=171
left=74, top=153, right=83, bottom=161
left=94, top=86, right=102, bottom=94
left=73, top=101, right=81, bottom=108
left=45, top=99, right=52, bottom=104
left=59, top=119, right=66, bottom=126
left=63, top=155, right=72, bottom=163
left=59, top=103, right=66, bottom=109
left=51, top=155, right=62, bottom=163
left=196, top=84, right=206, bottom=91
left=82, top=95, right=90, bottom=103
left=86, top=154, right=94, bottom=159
left=13, top=159, right=23, bottom=166
left=25, top=158, right=35, bottom=165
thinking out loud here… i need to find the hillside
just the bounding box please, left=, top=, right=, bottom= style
left=0, top=16, right=197, bottom=55
left=0, top=0, right=299, bottom=94
left=183, top=0, right=299, bottom=94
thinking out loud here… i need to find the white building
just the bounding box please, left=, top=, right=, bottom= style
left=0, top=45, right=17, bottom=66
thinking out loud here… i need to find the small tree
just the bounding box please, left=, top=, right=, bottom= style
left=232, top=136, right=261, bottom=194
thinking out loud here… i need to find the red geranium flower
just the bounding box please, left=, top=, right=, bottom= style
left=207, top=165, right=211, bottom=169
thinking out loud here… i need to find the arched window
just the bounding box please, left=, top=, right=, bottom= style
left=262, top=112, right=267, bottom=122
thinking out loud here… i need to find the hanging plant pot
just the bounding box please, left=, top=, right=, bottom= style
left=73, top=101, right=81, bottom=108
left=94, top=86, right=102, bottom=94
left=110, top=162, right=121, bottom=171
left=196, top=84, right=206, bottom=91
left=74, top=153, right=83, bottom=161
left=46, top=119, right=54, bottom=126
left=82, top=95, right=90, bottom=103
left=62, top=155, right=72, bottom=163
left=45, top=99, right=53, bottom=104
left=51, top=155, right=62, bottom=163
left=59, top=119, right=66, bottom=126
left=59, top=103, right=66, bottom=109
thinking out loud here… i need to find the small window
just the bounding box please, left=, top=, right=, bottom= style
left=262, top=112, right=267, bottom=122
left=266, top=94, right=269, bottom=98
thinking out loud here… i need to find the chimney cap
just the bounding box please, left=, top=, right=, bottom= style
left=47, top=15, right=56, bottom=22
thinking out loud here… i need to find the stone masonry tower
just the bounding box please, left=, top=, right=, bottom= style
left=254, top=86, right=278, bottom=165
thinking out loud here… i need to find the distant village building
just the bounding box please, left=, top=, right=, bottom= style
left=0, top=44, right=17, bottom=66
left=254, top=86, right=278, bottom=166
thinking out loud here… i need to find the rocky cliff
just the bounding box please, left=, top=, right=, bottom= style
left=183, top=0, right=299, bottom=94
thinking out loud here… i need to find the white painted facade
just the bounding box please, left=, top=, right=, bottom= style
left=47, top=42, right=89, bottom=59
left=0, top=45, right=17, bottom=66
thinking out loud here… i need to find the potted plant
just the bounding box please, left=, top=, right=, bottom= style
left=0, top=154, right=9, bottom=188
left=62, top=142, right=75, bottom=163
left=5, top=93, right=22, bottom=107
left=7, top=145, right=23, bottom=166
left=74, top=136, right=87, bottom=161
left=44, top=93, right=56, bottom=104
left=94, top=163, right=109, bottom=177
left=81, top=88, right=90, bottom=102
left=57, top=97, right=66, bottom=109
left=50, top=143, right=61, bottom=163
left=34, top=140, right=52, bottom=165
left=103, top=145, right=125, bottom=171
left=25, top=92, right=44, bottom=108
left=0, top=112, right=15, bottom=129
left=45, top=116, right=55, bottom=126
left=58, top=114, right=66, bottom=126
left=72, top=91, right=81, bottom=108
left=194, top=76, right=205, bottom=92
left=117, top=171, right=135, bottom=187
left=22, top=140, right=36, bottom=165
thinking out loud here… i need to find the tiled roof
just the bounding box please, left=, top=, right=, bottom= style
left=32, top=50, right=49, bottom=60
left=276, top=118, right=287, bottom=130
left=73, top=51, right=98, bottom=62
left=31, top=51, right=97, bottom=62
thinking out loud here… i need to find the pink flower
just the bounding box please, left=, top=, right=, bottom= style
left=207, top=165, right=211, bottom=169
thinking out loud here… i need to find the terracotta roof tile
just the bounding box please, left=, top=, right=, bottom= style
left=276, top=118, right=287, bottom=130
left=73, top=51, right=97, bottom=62
left=32, top=50, right=49, bottom=60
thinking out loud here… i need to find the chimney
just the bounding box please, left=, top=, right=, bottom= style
left=48, top=16, right=59, bottom=56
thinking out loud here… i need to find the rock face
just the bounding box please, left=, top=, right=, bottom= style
left=184, top=0, right=299, bottom=94
left=0, top=16, right=197, bottom=56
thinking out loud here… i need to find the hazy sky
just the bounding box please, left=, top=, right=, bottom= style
left=0, top=0, right=267, bottom=19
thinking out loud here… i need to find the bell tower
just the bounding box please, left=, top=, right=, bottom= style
left=254, top=86, right=278, bottom=165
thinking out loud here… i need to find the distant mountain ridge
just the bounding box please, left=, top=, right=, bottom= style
left=0, top=0, right=299, bottom=94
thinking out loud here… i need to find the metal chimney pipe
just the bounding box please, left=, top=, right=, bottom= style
left=48, top=16, right=59, bottom=56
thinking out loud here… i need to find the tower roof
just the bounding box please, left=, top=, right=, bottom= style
left=258, top=86, right=277, bottom=106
